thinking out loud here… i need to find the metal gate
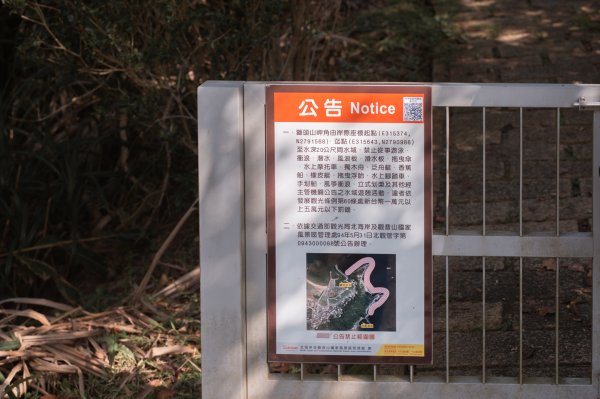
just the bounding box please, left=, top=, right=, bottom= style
left=198, top=82, right=600, bottom=399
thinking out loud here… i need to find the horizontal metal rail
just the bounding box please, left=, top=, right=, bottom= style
left=255, top=378, right=597, bottom=399
left=432, top=233, right=593, bottom=258
left=245, top=82, right=600, bottom=107
left=432, top=83, right=600, bottom=107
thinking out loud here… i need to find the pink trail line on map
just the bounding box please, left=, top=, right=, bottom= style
left=344, top=257, right=390, bottom=316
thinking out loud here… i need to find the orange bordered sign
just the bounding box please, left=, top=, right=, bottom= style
left=266, top=85, right=432, bottom=364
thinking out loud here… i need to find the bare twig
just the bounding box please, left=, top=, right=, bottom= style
left=118, top=111, right=130, bottom=173
left=144, top=142, right=171, bottom=230
left=0, top=235, right=119, bottom=258
left=22, top=3, right=86, bottom=64
left=157, top=261, right=186, bottom=271
left=131, top=198, right=198, bottom=303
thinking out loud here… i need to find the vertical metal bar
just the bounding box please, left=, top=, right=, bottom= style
left=592, top=111, right=600, bottom=390
left=483, top=107, right=487, bottom=236
left=519, top=108, right=523, bottom=236
left=555, top=255, right=560, bottom=384
left=482, top=257, right=486, bottom=383
left=373, top=364, right=377, bottom=382
left=519, top=108, right=524, bottom=384
left=519, top=256, right=523, bottom=385
left=556, top=108, right=561, bottom=236
left=482, top=107, right=486, bottom=383
left=337, top=364, right=341, bottom=382
left=300, top=363, right=305, bottom=381
left=446, top=255, right=450, bottom=383
left=410, top=365, right=414, bottom=383
left=555, top=108, right=560, bottom=384
left=445, top=107, right=450, bottom=383
left=446, top=106, right=450, bottom=234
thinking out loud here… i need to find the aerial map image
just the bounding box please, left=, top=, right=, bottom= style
left=306, top=253, right=396, bottom=331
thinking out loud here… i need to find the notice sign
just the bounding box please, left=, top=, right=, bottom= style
left=266, top=85, right=432, bottom=364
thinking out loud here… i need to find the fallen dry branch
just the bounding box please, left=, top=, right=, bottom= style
left=0, top=309, right=51, bottom=327
left=19, top=330, right=103, bottom=349
left=152, top=265, right=200, bottom=300
left=0, top=294, right=200, bottom=398
left=148, top=345, right=195, bottom=359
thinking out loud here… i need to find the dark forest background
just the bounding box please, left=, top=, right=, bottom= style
left=0, top=1, right=457, bottom=397
left=2, top=1, right=599, bottom=397
left=0, top=0, right=455, bottom=304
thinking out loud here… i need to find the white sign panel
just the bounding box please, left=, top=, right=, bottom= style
left=266, top=85, right=432, bottom=364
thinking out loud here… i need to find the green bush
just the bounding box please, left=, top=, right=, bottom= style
left=0, top=0, right=455, bottom=301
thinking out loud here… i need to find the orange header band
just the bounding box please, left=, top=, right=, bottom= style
left=274, top=92, right=424, bottom=123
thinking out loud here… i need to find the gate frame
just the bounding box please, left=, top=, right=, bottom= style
left=199, top=82, right=600, bottom=399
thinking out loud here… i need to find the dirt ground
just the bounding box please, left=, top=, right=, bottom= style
left=422, top=0, right=599, bottom=381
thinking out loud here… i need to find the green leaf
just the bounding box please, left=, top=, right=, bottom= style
left=102, top=335, right=119, bottom=365
left=117, top=343, right=136, bottom=362
left=0, top=340, right=20, bottom=351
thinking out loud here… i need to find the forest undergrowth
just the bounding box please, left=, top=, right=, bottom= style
left=0, top=1, right=456, bottom=396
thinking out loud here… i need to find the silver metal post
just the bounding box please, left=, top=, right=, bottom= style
left=555, top=108, right=560, bottom=384
left=519, top=107, right=523, bottom=237
left=591, top=110, right=600, bottom=391
left=556, top=108, right=560, bottom=235
left=519, top=257, right=523, bottom=385
left=482, top=107, right=487, bottom=383
left=519, top=107, right=523, bottom=384
left=483, top=257, right=486, bottom=383
left=446, top=106, right=451, bottom=233
left=483, top=107, right=487, bottom=235
left=445, top=106, right=450, bottom=383
left=198, top=81, right=246, bottom=399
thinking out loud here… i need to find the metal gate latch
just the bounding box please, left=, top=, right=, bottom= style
left=573, top=96, right=600, bottom=110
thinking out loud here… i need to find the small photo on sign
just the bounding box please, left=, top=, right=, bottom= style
left=306, top=253, right=396, bottom=332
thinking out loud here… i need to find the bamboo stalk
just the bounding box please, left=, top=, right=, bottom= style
left=0, top=298, right=74, bottom=312
left=152, top=265, right=200, bottom=300
left=0, top=310, right=50, bottom=326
